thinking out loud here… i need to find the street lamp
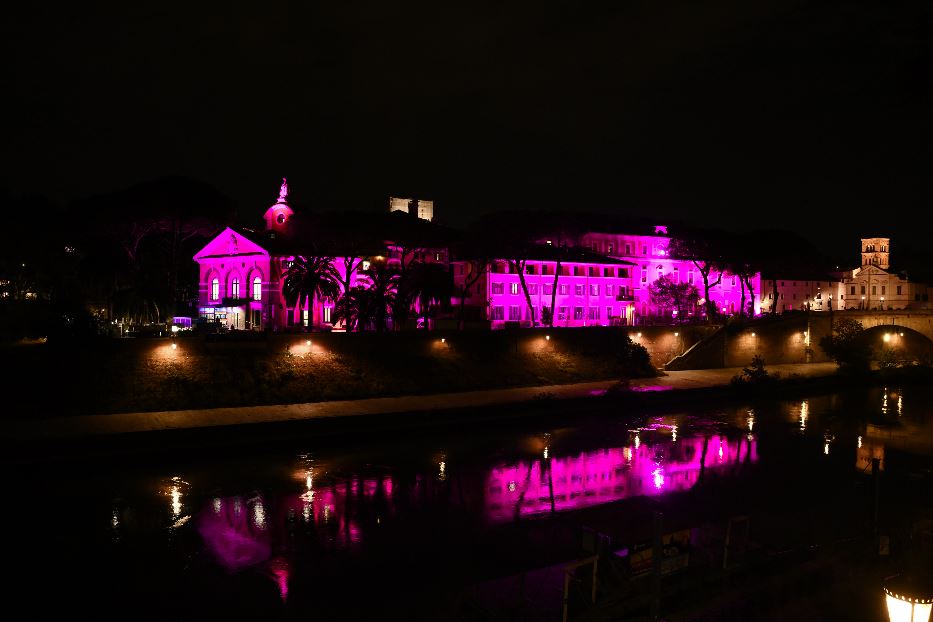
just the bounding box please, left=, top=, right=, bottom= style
left=884, top=575, right=933, bottom=622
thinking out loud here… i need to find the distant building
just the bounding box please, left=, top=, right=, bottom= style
left=841, top=237, right=928, bottom=310
left=389, top=197, right=434, bottom=221
left=761, top=237, right=930, bottom=313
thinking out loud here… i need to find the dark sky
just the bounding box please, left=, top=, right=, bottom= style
left=4, top=0, right=931, bottom=259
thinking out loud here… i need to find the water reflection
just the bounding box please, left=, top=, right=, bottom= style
left=799, top=400, right=809, bottom=432
left=485, top=433, right=757, bottom=522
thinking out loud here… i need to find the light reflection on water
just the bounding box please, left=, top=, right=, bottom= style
left=73, top=385, right=933, bottom=616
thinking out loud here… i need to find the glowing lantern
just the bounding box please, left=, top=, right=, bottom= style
left=171, top=342, right=177, bottom=350
left=884, top=576, right=933, bottom=622
left=306, top=340, right=311, bottom=347
left=884, top=334, right=892, bottom=343
left=545, top=335, right=550, bottom=341
left=441, top=338, right=446, bottom=343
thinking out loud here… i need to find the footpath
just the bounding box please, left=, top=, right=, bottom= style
left=7, top=362, right=838, bottom=442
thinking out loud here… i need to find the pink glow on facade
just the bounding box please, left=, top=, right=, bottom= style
left=484, top=434, right=757, bottom=522
left=194, top=182, right=761, bottom=330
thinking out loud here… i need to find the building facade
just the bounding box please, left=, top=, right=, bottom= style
left=578, top=226, right=761, bottom=321
left=760, top=237, right=930, bottom=313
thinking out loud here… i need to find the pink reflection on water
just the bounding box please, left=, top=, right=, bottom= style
left=198, top=496, right=271, bottom=570
left=485, top=434, right=757, bottom=522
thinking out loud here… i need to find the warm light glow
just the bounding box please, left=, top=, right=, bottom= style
left=636, top=332, right=642, bottom=338
left=673, top=332, right=679, bottom=337
left=799, top=400, right=809, bottom=432
left=171, top=325, right=179, bottom=333
left=441, top=338, right=446, bottom=343
left=884, top=334, right=891, bottom=343
left=306, top=339, right=311, bottom=347
left=545, top=335, right=550, bottom=341
left=857, top=436, right=862, bottom=449
left=171, top=342, right=177, bottom=350
left=884, top=578, right=933, bottom=622
left=751, top=332, right=756, bottom=337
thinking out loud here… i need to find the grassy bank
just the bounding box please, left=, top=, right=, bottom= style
left=4, top=330, right=654, bottom=418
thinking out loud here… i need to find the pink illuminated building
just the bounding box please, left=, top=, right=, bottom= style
left=194, top=181, right=761, bottom=331
left=193, top=179, right=374, bottom=330
left=455, top=225, right=761, bottom=327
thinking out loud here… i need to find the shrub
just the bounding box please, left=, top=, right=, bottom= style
left=731, top=354, right=778, bottom=386
left=819, top=318, right=871, bottom=372
left=616, top=337, right=656, bottom=378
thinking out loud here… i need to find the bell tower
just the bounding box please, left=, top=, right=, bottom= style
left=263, top=178, right=294, bottom=235
left=860, top=237, right=890, bottom=269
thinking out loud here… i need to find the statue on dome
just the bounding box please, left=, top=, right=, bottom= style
left=278, top=178, right=288, bottom=203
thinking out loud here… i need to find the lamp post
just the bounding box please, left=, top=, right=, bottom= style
left=884, top=575, right=933, bottom=622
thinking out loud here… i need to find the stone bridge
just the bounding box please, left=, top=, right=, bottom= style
left=838, top=310, right=933, bottom=343
left=665, top=310, right=933, bottom=370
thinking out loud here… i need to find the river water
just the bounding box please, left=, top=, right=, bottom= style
left=11, top=386, right=933, bottom=620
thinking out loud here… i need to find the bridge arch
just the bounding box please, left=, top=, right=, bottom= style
left=859, top=324, right=933, bottom=360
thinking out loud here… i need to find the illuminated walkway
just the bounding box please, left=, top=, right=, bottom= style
left=11, top=362, right=838, bottom=441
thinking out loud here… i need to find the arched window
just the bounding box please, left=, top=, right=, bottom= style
left=231, top=277, right=240, bottom=299
left=211, top=278, right=219, bottom=301
left=253, top=276, right=262, bottom=301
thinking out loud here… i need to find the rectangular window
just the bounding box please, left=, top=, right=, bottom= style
left=302, top=309, right=309, bottom=327
left=851, top=286, right=856, bottom=295
left=872, top=286, right=877, bottom=295
left=590, top=284, right=599, bottom=296
left=509, top=305, right=521, bottom=320
left=211, top=279, right=219, bottom=301
left=574, top=307, right=584, bottom=320
left=525, top=264, right=536, bottom=275
left=323, top=306, right=332, bottom=323
left=559, top=284, right=568, bottom=295
left=558, top=307, right=567, bottom=320
left=672, top=269, right=679, bottom=283
left=642, top=246, right=648, bottom=255
left=528, top=284, right=537, bottom=295
left=607, top=244, right=614, bottom=255
left=861, top=285, right=866, bottom=295
left=492, top=283, right=504, bottom=295
left=492, top=306, right=504, bottom=320
left=897, top=285, right=902, bottom=295
left=881, top=286, right=886, bottom=295
left=625, top=244, right=632, bottom=254
left=605, top=284, right=613, bottom=297
left=619, top=268, right=630, bottom=278
left=543, top=284, right=553, bottom=295
left=510, top=282, right=519, bottom=295
left=606, top=306, right=613, bottom=319
left=575, top=284, right=585, bottom=296
left=253, top=279, right=262, bottom=301
left=588, top=307, right=599, bottom=320
left=688, top=271, right=694, bottom=284
left=731, top=276, right=737, bottom=286
left=641, top=265, right=647, bottom=284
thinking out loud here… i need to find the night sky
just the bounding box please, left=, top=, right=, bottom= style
left=4, top=1, right=931, bottom=258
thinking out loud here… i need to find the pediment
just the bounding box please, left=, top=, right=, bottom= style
left=194, top=227, right=270, bottom=260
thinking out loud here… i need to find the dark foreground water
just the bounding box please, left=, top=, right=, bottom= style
left=10, top=386, right=933, bottom=620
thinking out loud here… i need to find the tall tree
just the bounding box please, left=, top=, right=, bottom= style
left=668, top=230, right=728, bottom=323
left=648, top=274, right=700, bottom=320
left=282, top=254, right=341, bottom=328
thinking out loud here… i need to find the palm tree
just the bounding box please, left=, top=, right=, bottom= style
left=334, top=261, right=399, bottom=331
left=402, top=262, right=453, bottom=329
left=282, top=254, right=341, bottom=329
